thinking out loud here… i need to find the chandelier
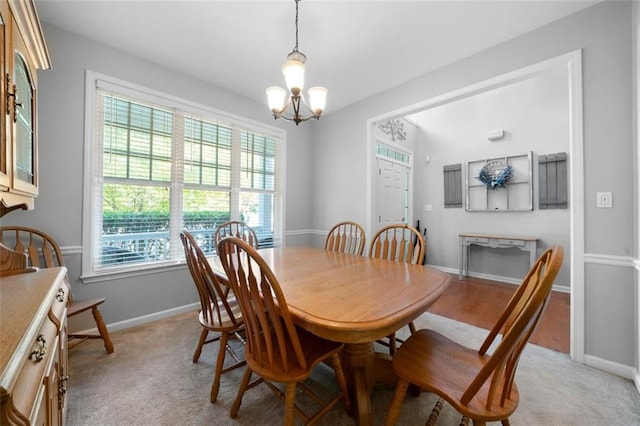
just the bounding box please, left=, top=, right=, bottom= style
left=266, top=0, right=327, bottom=125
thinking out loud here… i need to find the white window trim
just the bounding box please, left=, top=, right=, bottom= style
left=81, top=70, right=286, bottom=283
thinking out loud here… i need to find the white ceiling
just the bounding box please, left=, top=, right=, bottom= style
left=34, top=0, right=601, bottom=114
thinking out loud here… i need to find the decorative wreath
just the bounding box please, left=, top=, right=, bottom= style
left=477, top=160, right=513, bottom=189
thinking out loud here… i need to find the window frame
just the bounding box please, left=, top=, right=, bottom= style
left=82, top=70, right=286, bottom=283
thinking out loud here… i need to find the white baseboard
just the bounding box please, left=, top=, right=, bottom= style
left=634, top=371, right=640, bottom=394
left=73, top=302, right=199, bottom=335
left=427, top=265, right=570, bottom=293
left=584, top=354, right=637, bottom=381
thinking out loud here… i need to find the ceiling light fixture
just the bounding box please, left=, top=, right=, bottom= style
left=266, top=0, right=327, bottom=125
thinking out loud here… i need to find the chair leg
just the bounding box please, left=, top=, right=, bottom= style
left=388, top=333, right=397, bottom=356
left=283, top=382, right=297, bottom=426
left=384, top=379, right=409, bottom=426
left=230, top=367, right=253, bottom=418
left=210, top=331, right=229, bottom=403
left=329, top=353, right=352, bottom=415
left=193, top=328, right=208, bottom=363
left=211, top=331, right=229, bottom=403
left=408, top=321, right=416, bottom=334
left=91, top=306, right=114, bottom=353
left=501, top=419, right=511, bottom=426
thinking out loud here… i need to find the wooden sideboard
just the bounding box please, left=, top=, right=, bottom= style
left=459, top=233, right=538, bottom=280
left=0, top=267, right=69, bottom=425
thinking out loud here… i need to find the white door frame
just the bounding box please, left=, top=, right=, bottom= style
left=365, top=49, right=584, bottom=362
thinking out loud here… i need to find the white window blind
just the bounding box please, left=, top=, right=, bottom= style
left=83, top=72, right=285, bottom=280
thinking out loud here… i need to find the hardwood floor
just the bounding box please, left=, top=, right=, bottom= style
left=428, top=274, right=570, bottom=354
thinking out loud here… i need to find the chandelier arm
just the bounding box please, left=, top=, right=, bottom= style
left=276, top=94, right=320, bottom=124
left=273, top=112, right=319, bottom=122
left=298, top=92, right=321, bottom=117
left=273, top=96, right=293, bottom=117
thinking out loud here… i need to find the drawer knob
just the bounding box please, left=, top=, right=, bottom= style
left=56, top=287, right=65, bottom=302
left=29, top=334, right=47, bottom=363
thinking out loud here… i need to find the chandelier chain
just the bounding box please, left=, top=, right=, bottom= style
left=294, top=0, right=300, bottom=52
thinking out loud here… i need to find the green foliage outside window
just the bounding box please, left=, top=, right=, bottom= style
left=102, top=211, right=230, bottom=234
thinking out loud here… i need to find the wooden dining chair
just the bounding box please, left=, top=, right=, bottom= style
left=369, top=223, right=425, bottom=264
left=368, top=223, right=425, bottom=355
left=217, top=236, right=352, bottom=425
left=324, top=220, right=366, bottom=255
left=180, top=230, right=246, bottom=403
left=385, top=245, right=564, bottom=426
left=0, top=226, right=114, bottom=353
left=0, top=241, right=30, bottom=275
left=214, top=220, right=259, bottom=249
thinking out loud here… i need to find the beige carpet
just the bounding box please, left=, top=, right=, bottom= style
left=66, top=311, right=640, bottom=425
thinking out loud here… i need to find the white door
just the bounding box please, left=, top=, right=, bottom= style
left=376, top=157, right=410, bottom=227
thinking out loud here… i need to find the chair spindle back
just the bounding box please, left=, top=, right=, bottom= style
left=324, top=221, right=366, bottom=256
left=214, top=221, right=259, bottom=249
left=369, top=223, right=425, bottom=265
left=0, top=226, right=65, bottom=270
left=180, top=230, right=240, bottom=327
left=217, top=237, right=307, bottom=373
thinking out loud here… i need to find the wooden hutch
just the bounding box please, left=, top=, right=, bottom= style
left=0, top=0, right=50, bottom=217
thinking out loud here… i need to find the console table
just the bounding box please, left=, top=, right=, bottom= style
left=459, top=233, right=538, bottom=280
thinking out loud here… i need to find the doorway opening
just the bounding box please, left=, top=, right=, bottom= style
left=365, top=50, right=584, bottom=361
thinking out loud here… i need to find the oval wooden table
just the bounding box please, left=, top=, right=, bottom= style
left=210, top=246, right=451, bottom=425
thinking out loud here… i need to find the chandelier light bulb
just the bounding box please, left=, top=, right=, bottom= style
left=282, top=58, right=305, bottom=96
left=266, top=86, right=287, bottom=113
left=308, top=87, right=327, bottom=115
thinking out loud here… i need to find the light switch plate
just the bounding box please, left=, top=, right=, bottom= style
left=596, top=192, right=612, bottom=208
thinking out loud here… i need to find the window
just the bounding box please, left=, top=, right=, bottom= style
left=376, top=143, right=410, bottom=165
left=82, top=72, right=285, bottom=281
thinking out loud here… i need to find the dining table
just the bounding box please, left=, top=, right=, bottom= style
left=209, top=245, right=451, bottom=425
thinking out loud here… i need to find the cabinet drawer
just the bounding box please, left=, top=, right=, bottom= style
left=498, top=239, right=526, bottom=247
left=466, top=237, right=489, bottom=244
left=8, top=316, right=59, bottom=424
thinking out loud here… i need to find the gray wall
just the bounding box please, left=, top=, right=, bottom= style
left=410, top=68, right=571, bottom=287
left=311, top=1, right=635, bottom=369
left=2, top=23, right=315, bottom=331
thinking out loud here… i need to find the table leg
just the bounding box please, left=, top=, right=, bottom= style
left=341, top=342, right=375, bottom=426
left=459, top=239, right=466, bottom=280
left=529, top=242, right=537, bottom=270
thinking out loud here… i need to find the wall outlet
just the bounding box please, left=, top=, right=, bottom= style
left=596, top=192, right=612, bottom=208
left=424, top=204, right=433, bottom=212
